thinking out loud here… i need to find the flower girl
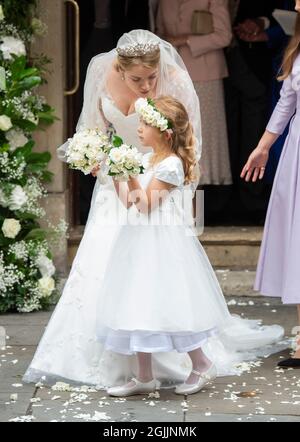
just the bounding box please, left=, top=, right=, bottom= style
left=96, top=95, right=235, bottom=396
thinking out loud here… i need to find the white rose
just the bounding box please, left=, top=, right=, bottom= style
left=125, top=159, right=134, bottom=169
left=109, top=148, right=123, bottom=163
left=110, top=164, right=121, bottom=174
left=5, top=129, right=28, bottom=151
left=2, top=218, right=21, bottom=239
left=0, top=115, right=13, bottom=131
left=8, top=185, right=27, bottom=211
left=36, top=255, right=55, bottom=277
left=0, top=5, right=5, bottom=21
left=38, top=276, right=55, bottom=298
left=68, top=151, right=82, bottom=162
left=0, top=36, right=26, bottom=60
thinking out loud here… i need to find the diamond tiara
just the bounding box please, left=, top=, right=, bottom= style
left=116, top=42, right=160, bottom=57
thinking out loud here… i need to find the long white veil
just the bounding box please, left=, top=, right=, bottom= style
left=57, top=30, right=202, bottom=162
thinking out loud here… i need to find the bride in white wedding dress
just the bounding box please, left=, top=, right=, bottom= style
left=23, top=30, right=285, bottom=389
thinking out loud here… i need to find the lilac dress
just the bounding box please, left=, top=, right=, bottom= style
left=255, top=54, right=300, bottom=304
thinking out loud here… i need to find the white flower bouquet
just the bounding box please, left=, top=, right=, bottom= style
left=65, top=128, right=109, bottom=175
left=106, top=136, right=144, bottom=182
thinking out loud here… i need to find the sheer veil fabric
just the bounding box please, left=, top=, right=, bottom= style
left=57, top=29, right=202, bottom=162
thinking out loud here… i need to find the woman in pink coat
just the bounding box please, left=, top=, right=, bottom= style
left=156, top=0, right=233, bottom=186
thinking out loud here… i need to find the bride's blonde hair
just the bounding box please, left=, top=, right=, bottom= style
left=149, top=96, right=200, bottom=186
left=116, top=49, right=160, bottom=72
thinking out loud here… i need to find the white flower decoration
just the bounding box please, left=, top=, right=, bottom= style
left=134, top=98, right=171, bottom=132
left=8, top=185, right=28, bottom=211
left=0, top=36, right=26, bottom=60
left=2, top=218, right=21, bottom=239
left=6, top=128, right=28, bottom=151
left=36, top=255, right=56, bottom=277
left=0, top=115, right=13, bottom=131
left=38, top=276, right=55, bottom=298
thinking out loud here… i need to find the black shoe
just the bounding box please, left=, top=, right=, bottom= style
left=277, top=358, right=300, bottom=368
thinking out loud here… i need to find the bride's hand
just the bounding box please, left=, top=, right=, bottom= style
left=91, top=163, right=101, bottom=177
left=240, top=146, right=269, bottom=182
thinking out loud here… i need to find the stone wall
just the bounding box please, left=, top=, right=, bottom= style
left=31, top=0, right=69, bottom=274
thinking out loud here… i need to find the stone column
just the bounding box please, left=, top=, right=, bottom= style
left=31, top=0, right=69, bottom=275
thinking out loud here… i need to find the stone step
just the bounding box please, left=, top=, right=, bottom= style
left=68, top=226, right=263, bottom=270
left=199, top=226, right=263, bottom=270
left=215, top=270, right=257, bottom=297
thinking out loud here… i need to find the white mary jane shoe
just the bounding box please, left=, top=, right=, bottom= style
left=175, top=364, right=217, bottom=395
left=107, top=378, right=161, bottom=397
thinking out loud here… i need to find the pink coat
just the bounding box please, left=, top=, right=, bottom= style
left=156, top=0, right=232, bottom=82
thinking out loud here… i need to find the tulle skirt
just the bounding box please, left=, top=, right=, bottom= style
left=23, top=179, right=286, bottom=389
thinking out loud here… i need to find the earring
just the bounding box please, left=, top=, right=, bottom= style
left=122, top=75, right=125, bottom=81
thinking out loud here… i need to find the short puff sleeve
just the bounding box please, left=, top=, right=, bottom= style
left=154, top=157, right=184, bottom=187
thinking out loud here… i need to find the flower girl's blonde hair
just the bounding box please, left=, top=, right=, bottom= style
left=278, top=13, right=300, bottom=80
left=149, top=96, right=200, bottom=186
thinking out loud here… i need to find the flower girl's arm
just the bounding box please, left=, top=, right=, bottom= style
left=112, top=179, right=133, bottom=209
left=127, top=176, right=174, bottom=214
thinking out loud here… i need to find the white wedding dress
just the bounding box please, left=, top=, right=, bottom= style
left=23, top=97, right=286, bottom=389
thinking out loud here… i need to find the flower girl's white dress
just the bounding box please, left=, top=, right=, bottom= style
left=23, top=98, right=285, bottom=389
left=96, top=152, right=233, bottom=354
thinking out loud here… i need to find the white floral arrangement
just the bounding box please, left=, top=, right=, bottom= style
left=65, top=129, right=109, bottom=175
left=135, top=98, right=172, bottom=132
left=106, top=136, right=144, bottom=182
left=66, top=131, right=144, bottom=183
left=0, top=35, right=26, bottom=60
left=0, top=2, right=66, bottom=313
left=0, top=240, right=57, bottom=313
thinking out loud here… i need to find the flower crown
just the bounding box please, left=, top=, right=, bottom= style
left=134, top=98, right=173, bottom=133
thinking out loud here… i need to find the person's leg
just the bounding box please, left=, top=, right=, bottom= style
left=136, top=352, right=154, bottom=382
left=115, top=352, right=154, bottom=389
left=106, top=352, right=157, bottom=396
left=175, top=346, right=217, bottom=394
left=185, top=347, right=213, bottom=384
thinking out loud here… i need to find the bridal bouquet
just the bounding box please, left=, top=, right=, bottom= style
left=65, top=128, right=109, bottom=175
left=106, top=136, right=144, bottom=182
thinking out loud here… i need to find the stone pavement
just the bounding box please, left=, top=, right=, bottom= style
left=1, top=297, right=300, bottom=423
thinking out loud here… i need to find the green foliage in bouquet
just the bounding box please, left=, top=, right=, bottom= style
left=0, top=1, right=65, bottom=313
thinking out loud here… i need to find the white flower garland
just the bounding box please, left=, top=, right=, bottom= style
left=134, top=98, right=172, bottom=132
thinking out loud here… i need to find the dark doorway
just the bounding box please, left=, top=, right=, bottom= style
left=66, top=0, right=151, bottom=226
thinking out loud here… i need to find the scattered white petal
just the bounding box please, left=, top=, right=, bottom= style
left=9, top=415, right=35, bottom=422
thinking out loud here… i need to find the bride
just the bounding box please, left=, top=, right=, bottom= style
left=23, top=30, right=285, bottom=389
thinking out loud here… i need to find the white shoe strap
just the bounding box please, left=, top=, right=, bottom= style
left=191, top=369, right=202, bottom=376
left=191, top=369, right=211, bottom=380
